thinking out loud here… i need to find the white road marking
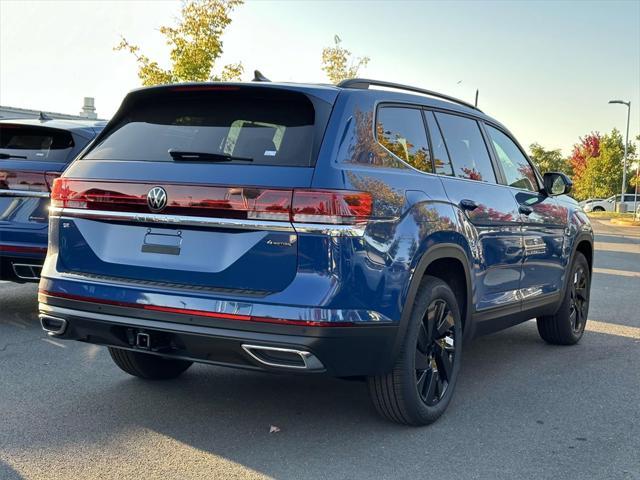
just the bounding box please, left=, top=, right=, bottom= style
left=41, top=338, right=66, bottom=348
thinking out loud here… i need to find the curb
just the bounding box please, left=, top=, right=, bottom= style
left=610, top=218, right=640, bottom=227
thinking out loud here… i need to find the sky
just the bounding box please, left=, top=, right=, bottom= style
left=1, top=0, right=638, bottom=155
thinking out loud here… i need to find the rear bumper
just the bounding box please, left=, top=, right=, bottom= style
left=38, top=299, right=399, bottom=377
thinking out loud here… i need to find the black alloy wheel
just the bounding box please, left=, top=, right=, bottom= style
left=415, top=299, right=456, bottom=406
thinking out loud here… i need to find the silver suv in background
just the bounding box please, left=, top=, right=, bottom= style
left=582, top=194, right=639, bottom=212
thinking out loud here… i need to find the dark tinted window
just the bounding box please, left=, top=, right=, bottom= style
left=425, top=111, right=453, bottom=176
left=376, top=106, right=432, bottom=173
left=435, top=113, right=496, bottom=183
left=0, top=125, right=74, bottom=162
left=624, top=195, right=638, bottom=202
left=486, top=125, right=537, bottom=191
left=85, top=90, right=317, bottom=166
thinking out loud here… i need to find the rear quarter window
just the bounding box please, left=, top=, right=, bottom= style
left=375, top=106, right=432, bottom=173
left=85, top=89, right=319, bottom=167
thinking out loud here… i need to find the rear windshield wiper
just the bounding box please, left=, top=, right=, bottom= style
left=168, top=149, right=253, bottom=162
left=0, top=153, right=28, bottom=159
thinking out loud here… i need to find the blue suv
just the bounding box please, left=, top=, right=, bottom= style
left=38, top=79, right=593, bottom=425
left=0, top=118, right=104, bottom=282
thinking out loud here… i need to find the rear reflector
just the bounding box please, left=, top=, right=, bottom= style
left=0, top=244, right=47, bottom=254
left=39, top=290, right=356, bottom=327
left=51, top=179, right=372, bottom=225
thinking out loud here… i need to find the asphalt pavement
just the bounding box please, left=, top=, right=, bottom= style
left=1, top=219, right=639, bottom=480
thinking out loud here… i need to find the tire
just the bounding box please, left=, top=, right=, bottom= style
left=592, top=207, right=604, bottom=212
left=537, top=252, right=590, bottom=345
left=108, top=347, right=193, bottom=380
left=367, top=276, right=463, bottom=426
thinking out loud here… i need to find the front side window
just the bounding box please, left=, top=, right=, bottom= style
left=486, top=125, right=537, bottom=191
left=435, top=112, right=496, bottom=183
left=376, top=106, right=432, bottom=173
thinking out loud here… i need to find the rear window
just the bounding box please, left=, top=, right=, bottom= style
left=0, top=124, right=74, bottom=162
left=85, top=89, right=318, bottom=167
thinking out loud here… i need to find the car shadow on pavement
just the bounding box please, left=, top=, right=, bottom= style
left=2, top=317, right=597, bottom=479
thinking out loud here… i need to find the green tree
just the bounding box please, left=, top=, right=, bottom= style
left=630, top=134, right=640, bottom=191
left=528, top=143, right=571, bottom=175
left=321, top=35, right=370, bottom=84
left=572, top=129, right=635, bottom=200
left=115, top=0, right=243, bottom=86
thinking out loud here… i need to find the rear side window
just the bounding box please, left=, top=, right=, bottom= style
left=376, top=106, right=432, bottom=173
left=435, top=112, right=496, bottom=183
left=85, top=89, right=318, bottom=167
left=486, top=125, right=538, bottom=191
left=0, top=124, right=74, bottom=162
left=425, top=112, right=453, bottom=176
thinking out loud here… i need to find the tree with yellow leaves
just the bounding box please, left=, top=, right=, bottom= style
left=115, top=0, right=244, bottom=86
left=321, top=35, right=370, bottom=84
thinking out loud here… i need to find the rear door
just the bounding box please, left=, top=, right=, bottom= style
left=426, top=111, right=524, bottom=313
left=484, top=123, right=567, bottom=301
left=54, top=86, right=335, bottom=293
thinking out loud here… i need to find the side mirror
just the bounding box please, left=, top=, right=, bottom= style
left=543, top=172, right=572, bottom=196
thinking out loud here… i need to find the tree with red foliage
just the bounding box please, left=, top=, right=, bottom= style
left=569, top=132, right=600, bottom=183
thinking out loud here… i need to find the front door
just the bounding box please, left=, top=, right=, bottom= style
left=484, top=124, right=567, bottom=303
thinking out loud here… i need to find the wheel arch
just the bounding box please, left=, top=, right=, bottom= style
left=554, top=232, right=594, bottom=315
left=392, top=243, right=474, bottom=358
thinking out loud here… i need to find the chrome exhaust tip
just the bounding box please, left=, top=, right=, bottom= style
left=39, top=314, right=68, bottom=336
left=12, top=263, right=42, bottom=281
left=241, top=344, right=324, bottom=371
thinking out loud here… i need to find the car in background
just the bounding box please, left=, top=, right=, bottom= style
left=0, top=118, right=104, bottom=282
left=582, top=194, right=640, bottom=213
left=578, top=198, right=604, bottom=211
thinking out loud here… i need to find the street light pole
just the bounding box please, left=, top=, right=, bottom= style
left=634, top=160, right=639, bottom=219
left=609, top=100, right=631, bottom=212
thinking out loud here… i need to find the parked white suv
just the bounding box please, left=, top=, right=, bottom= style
left=582, top=194, right=640, bottom=212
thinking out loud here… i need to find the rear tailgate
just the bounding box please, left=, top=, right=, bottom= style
left=0, top=122, right=74, bottom=231
left=52, top=85, right=337, bottom=294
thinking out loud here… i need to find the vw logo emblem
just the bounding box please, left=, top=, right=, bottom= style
left=147, top=186, right=168, bottom=212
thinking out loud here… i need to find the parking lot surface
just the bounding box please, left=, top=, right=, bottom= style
left=1, top=219, right=639, bottom=480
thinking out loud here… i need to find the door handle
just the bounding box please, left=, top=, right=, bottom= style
left=519, top=205, right=533, bottom=216
left=459, top=199, right=479, bottom=211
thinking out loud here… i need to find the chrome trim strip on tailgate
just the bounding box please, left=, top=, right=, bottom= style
left=0, top=189, right=50, bottom=198
left=50, top=207, right=366, bottom=236
left=50, top=207, right=295, bottom=232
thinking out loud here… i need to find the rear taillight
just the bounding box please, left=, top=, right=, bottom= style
left=0, top=170, right=48, bottom=192
left=292, top=190, right=372, bottom=224
left=51, top=179, right=372, bottom=225
left=44, top=172, right=61, bottom=192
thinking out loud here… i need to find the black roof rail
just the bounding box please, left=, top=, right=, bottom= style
left=337, top=78, right=482, bottom=112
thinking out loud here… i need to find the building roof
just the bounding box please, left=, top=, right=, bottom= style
left=0, top=105, right=104, bottom=121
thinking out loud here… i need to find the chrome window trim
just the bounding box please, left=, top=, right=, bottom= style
left=0, top=189, right=50, bottom=198
left=50, top=207, right=366, bottom=236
